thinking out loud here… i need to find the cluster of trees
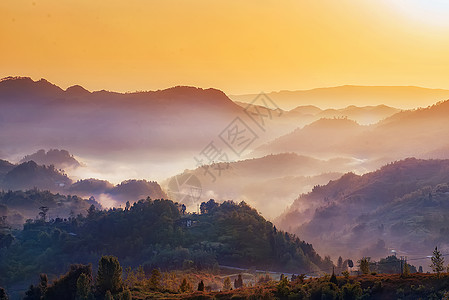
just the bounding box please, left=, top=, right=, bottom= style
left=22, top=256, right=130, bottom=300
left=357, top=256, right=417, bottom=276
left=0, top=197, right=331, bottom=292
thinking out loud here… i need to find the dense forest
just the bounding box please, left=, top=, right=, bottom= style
left=0, top=196, right=332, bottom=296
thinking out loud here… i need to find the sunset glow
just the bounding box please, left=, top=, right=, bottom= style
left=2, top=1, right=449, bottom=96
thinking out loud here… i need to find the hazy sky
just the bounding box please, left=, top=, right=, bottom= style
left=2, top=0, right=449, bottom=94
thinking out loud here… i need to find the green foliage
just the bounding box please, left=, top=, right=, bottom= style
left=330, top=270, right=338, bottom=285
left=277, top=275, right=289, bottom=296
left=431, top=246, right=445, bottom=277
left=341, top=282, right=362, bottom=300
left=403, top=261, right=410, bottom=277
left=45, top=264, right=92, bottom=300
left=96, top=256, right=123, bottom=295
left=76, top=273, right=91, bottom=300
left=148, top=269, right=162, bottom=291
left=121, top=289, right=132, bottom=300
left=223, top=277, right=232, bottom=291
left=179, top=277, right=192, bottom=293
left=359, top=257, right=370, bottom=275
left=1, top=197, right=330, bottom=291
left=310, top=282, right=339, bottom=300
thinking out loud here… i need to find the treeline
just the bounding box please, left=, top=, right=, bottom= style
left=4, top=255, right=449, bottom=300
left=0, top=197, right=332, bottom=291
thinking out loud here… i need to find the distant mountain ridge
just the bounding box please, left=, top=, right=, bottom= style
left=20, top=149, right=81, bottom=169
left=254, top=99, right=449, bottom=164
left=0, top=77, right=252, bottom=181
left=230, top=85, right=449, bottom=109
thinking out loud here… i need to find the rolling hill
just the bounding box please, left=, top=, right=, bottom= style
left=277, top=158, right=449, bottom=264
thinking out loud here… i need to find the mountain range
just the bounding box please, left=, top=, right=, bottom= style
left=277, top=158, right=449, bottom=265
left=231, top=85, right=449, bottom=110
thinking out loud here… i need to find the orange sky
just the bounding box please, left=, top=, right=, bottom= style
left=1, top=0, right=449, bottom=94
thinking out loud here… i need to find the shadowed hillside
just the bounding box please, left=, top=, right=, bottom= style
left=278, top=158, right=449, bottom=263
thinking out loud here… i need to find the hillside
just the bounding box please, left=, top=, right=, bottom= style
left=0, top=198, right=332, bottom=292
left=278, top=158, right=449, bottom=263
left=20, top=149, right=81, bottom=169
left=253, top=118, right=369, bottom=158
left=0, top=189, right=101, bottom=228
left=1, top=161, right=72, bottom=192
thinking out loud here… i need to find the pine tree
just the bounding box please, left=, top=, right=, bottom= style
left=403, top=262, right=410, bottom=278
left=359, top=257, right=370, bottom=275
left=197, top=280, right=204, bottom=291
left=330, top=268, right=338, bottom=285
left=179, top=278, right=192, bottom=293
left=96, top=256, right=123, bottom=295
left=223, top=277, right=231, bottom=291
left=39, top=274, right=48, bottom=296
left=418, top=266, right=423, bottom=273
left=76, top=273, right=91, bottom=300
left=234, top=274, right=243, bottom=289
left=148, top=269, right=162, bottom=290
left=0, top=287, right=8, bottom=300
left=431, top=246, right=445, bottom=278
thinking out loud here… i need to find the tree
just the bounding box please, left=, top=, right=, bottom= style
left=234, top=274, right=243, bottom=289
left=76, top=273, right=91, bottom=300
left=38, top=206, right=49, bottom=221
left=197, top=280, right=204, bottom=291
left=44, top=264, right=92, bottom=300
left=39, top=274, right=48, bottom=296
left=403, top=261, right=410, bottom=277
left=0, top=287, right=8, bottom=300
left=341, top=282, right=362, bottom=299
left=96, top=256, right=123, bottom=295
left=223, top=277, right=232, bottom=291
left=104, top=291, right=113, bottom=300
left=277, top=274, right=289, bottom=296
left=337, top=256, right=343, bottom=274
left=359, top=257, right=370, bottom=275
left=23, top=285, right=42, bottom=300
left=418, top=266, right=423, bottom=273
left=330, top=268, right=338, bottom=285
left=121, top=289, right=132, bottom=300
left=148, top=269, right=162, bottom=290
left=179, top=278, right=192, bottom=293
left=180, top=204, right=186, bottom=215
left=431, top=246, right=445, bottom=278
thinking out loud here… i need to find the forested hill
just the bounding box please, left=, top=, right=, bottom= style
left=0, top=198, right=332, bottom=290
